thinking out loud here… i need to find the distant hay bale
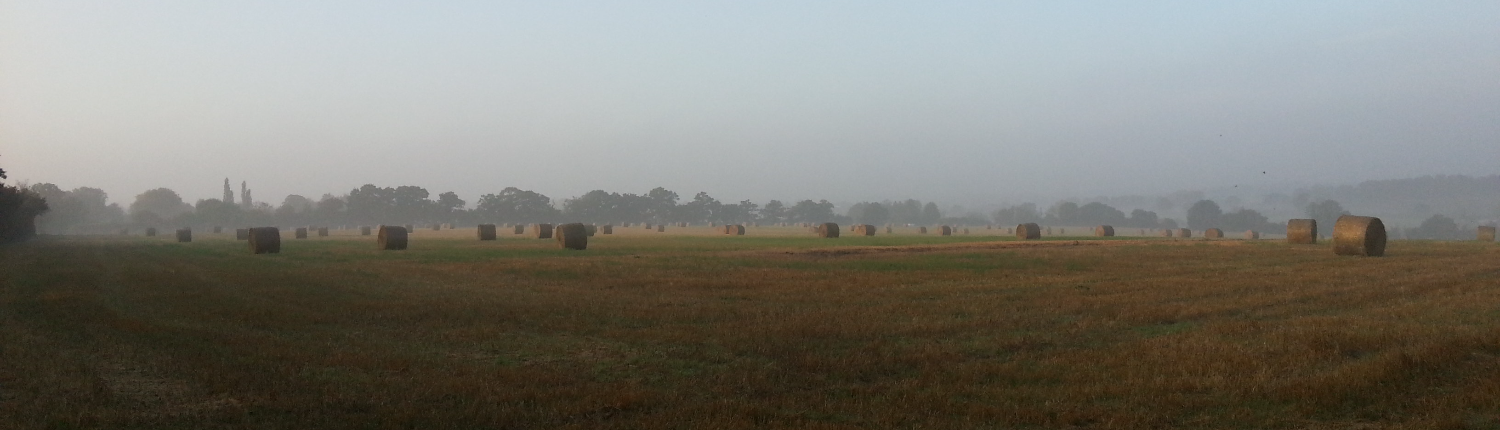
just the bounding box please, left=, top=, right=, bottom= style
left=1287, top=219, right=1318, bottom=244
left=919, top=226, right=928, bottom=234
left=1333, top=215, right=1386, bottom=257
left=432, top=224, right=441, bottom=231
left=585, top=225, right=598, bottom=236
left=236, top=228, right=249, bottom=240
left=938, top=225, right=952, bottom=236
left=212, top=226, right=223, bottom=234
left=1016, top=223, right=1041, bottom=240
left=816, top=222, right=840, bottom=238
left=1139, top=229, right=1146, bottom=236
left=295, top=227, right=308, bottom=239
left=728, top=225, right=746, bottom=235
left=317, top=227, right=329, bottom=237
left=145, top=227, right=157, bottom=237
left=1160, top=229, right=1174, bottom=237
left=361, top=226, right=372, bottom=236
left=176, top=228, right=192, bottom=243
left=1244, top=230, right=1260, bottom=240
left=477, top=224, right=497, bottom=240
left=645, top=223, right=653, bottom=229
left=513, top=225, right=525, bottom=235
left=1176, top=228, right=1192, bottom=238
left=442, top=223, right=452, bottom=230
left=1477, top=226, right=1496, bottom=242
left=987, top=225, right=993, bottom=230
left=1046, top=227, right=1053, bottom=235
left=1007, top=227, right=1013, bottom=235
left=656, top=224, right=665, bottom=232
left=1095, top=225, right=1115, bottom=237
left=886, top=226, right=893, bottom=234
left=600, top=225, right=614, bottom=234
left=962, top=228, right=970, bottom=234
left=248, top=227, right=281, bottom=254
left=533, top=223, right=553, bottom=239
left=377, top=225, right=408, bottom=250
left=1060, top=228, right=1066, bottom=235
left=556, top=223, right=588, bottom=250
left=853, top=224, right=876, bottom=236
left=1204, top=228, right=1223, bottom=238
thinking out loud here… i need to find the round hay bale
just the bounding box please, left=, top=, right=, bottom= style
left=656, top=224, right=665, bottom=232
left=556, top=223, right=588, bottom=250
left=317, top=227, right=329, bottom=237
left=1007, top=227, right=1013, bottom=234
left=248, top=227, right=281, bottom=254
left=886, top=226, right=893, bottom=234
left=729, top=225, right=746, bottom=235
left=1244, top=230, right=1260, bottom=240
left=360, top=226, right=372, bottom=236
left=1204, top=228, right=1223, bottom=238
left=212, top=226, right=223, bottom=234
left=176, top=228, right=192, bottom=243
left=600, top=225, right=614, bottom=234
left=1286, top=219, right=1317, bottom=244
left=816, top=222, right=840, bottom=238
left=377, top=225, right=408, bottom=250
left=477, top=224, right=497, bottom=240
left=431, top=224, right=441, bottom=231
left=1176, top=228, right=1192, bottom=238
left=938, top=225, right=952, bottom=236
left=854, top=224, right=876, bottom=236
left=1160, top=229, right=1174, bottom=237
left=295, top=227, right=308, bottom=239
left=145, top=227, right=157, bottom=237
left=533, top=223, right=554, bottom=239
left=1016, top=223, right=1041, bottom=240
left=918, top=226, right=928, bottom=234
left=513, top=225, right=525, bottom=235
left=442, top=223, right=452, bottom=230
left=1095, top=225, right=1115, bottom=237
left=1060, top=228, right=1066, bottom=235
left=963, top=228, right=970, bottom=234
left=644, top=223, right=653, bottom=229
left=1333, top=215, right=1386, bottom=257
left=235, top=228, right=249, bottom=240
left=1477, top=226, right=1496, bottom=242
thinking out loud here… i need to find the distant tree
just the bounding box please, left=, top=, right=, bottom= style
left=1048, top=201, right=1081, bottom=224
left=788, top=200, right=836, bottom=223
left=435, top=191, right=465, bottom=222
left=475, top=187, right=560, bottom=223
left=1305, top=200, right=1347, bottom=233
left=992, top=203, right=1041, bottom=225
left=853, top=202, right=890, bottom=225
left=645, top=187, right=679, bottom=222
left=129, top=188, right=191, bottom=222
left=888, top=199, right=923, bottom=224
left=920, top=202, right=942, bottom=224
left=240, top=181, right=253, bottom=208
left=1218, top=208, right=1273, bottom=232
left=679, top=192, right=722, bottom=223
left=563, top=190, right=623, bottom=223
left=193, top=198, right=243, bottom=227
left=222, top=178, right=234, bottom=204
left=315, top=195, right=347, bottom=224
left=0, top=184, right=47, bottom=242
left=760, top=200, right=787, bottom=223
left=276, top=195, right=316, bottom=225
left=1077, top=202, right=1126, bottom=226
left=1186, top=200, right=1222, bottom=229
left=1159, top=218, right=1179, bottom=229
left=1409, top=214, right=1460, bottom=240
left=1128, top=209, right=1158, bottom=228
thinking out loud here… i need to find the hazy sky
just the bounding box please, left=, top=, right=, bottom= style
left=3, top=1, right=1498, bottom=208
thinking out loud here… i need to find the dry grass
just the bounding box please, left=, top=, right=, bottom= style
left=1, top=235, right=1498, bottom=429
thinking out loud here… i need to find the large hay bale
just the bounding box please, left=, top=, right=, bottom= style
left=145, top=227, right=157, bottom=237
left=816, top=222, right=840, bottom=238
left=533, top=223, right=553, bottom=239
left=656, top=224, right=665, bottom=232
left=728, top=225, right=746, bottom=235
left=1333, top=215, right=1386, bottom=257
left=235, top=228, right=249, bottom=240
left=938, top=225, right=952, bottom=236
left=317, top=227, right=329, bottom=237
left=248, top=227, right=281, bottom=254
left=1176, top=228, right=1192, bottom=238
left=1160, top=229, right=1174, bottom=237
left=1477, top=226, right=1496, bottom=242
left=442, top=223, right=452, bottom=230
left=477, top=224, right=497, bottom=240
left=176, top=228, right=192, bottom=243
left=1244, top=230, right=1260, bottom=240
left=1204, top=228, right=1223, bottom=238
left=585, top=224, right=598, bottom=236
left=600, top=225, right=614, bottom=234
left=556, top=223, right=588, bottom=250
left=963, top=228, right=970, bottom=234
left=1016, top=223, right=1041, bottom=240
left=360, top=226, right=372, bottom=236
left=919, top=226, right=928, bottom=234
left=1095, top=225, right=1115, bottom=237
left=377, top=225, right=408, bottom=250
left=513, top=225, right=525, bottom=235
left=854, top=224, right=876, bottom=236
left=295, top=227, right=308, bottom=239
left=212, top=226, right=223, bottom=234
left=1287, top=219, right=1317, bottom=244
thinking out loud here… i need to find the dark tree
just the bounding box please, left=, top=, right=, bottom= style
left=1186, top=200, right=1222, bottom=230
left=1305, top=200, right=1348, bottom=234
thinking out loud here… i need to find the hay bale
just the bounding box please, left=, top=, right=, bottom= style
left=1333, top=215, right=1386, bottom=257
left=361, top=226, right=372, bottom=236
left=377, top=225, right=408, bottom=250
left=212, top=226, right=223, bottom=234
left=477, top=224, right=497, bottom=240
left=431, top=224, right=441, bottom=231
left=235, top=228, right=249, bottom=240
left=1160, top=229, right=1174, bottom=237
left=656, top=224, right=665, bottom=232
left=1016, top=223, right=1041, bottom=240
left=1244, top=230, right=1260, bottom=240
left=918, top=226, right=928, bottom=234
left=295, top=227, right=308, bottom=239
left=1204, top=228, right=1223, bottom=238
left=533, top=223, right=553, bottom=239
left=1477, top=226, right=1496, bottom=242
left=1287, top=219, right=1317, bottom=244
left=317, top=227, right=329, bottom=237
left=853, top=224, right=876, bottom=236
left=938, top=225, right=952, bottom=236
left=585, top=224, right=598, bottom=236
left=145, top=227, right=157, bottom=237
left=556, top=223, right=588, bottom=250
left=1176, top=228, right=1192, bottom=238
left=442, top=223, right=452, bottom=230
left=816, top=222, right=840, bottom=238
left=600, top=225, right=613, bottom=234
left=513, top=225, right=525, bottom=235
left=248, top=227, right=281, bottom=254
left=1095, top=225, right=1115, bottom=237
left=176, top=228, right=192, bottom=243
left=1060, top=228, right=1066, bottom=235
left=644, top=223, right=653, bottom=229
left=729, top=225, right=745, bottom=235
left=886, top=226, right=893, bottom=234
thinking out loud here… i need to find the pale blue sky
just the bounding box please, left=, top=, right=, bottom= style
left=3, top=1, right=1497, bottom=207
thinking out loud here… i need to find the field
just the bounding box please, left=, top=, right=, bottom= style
left=1, top=227, right=1498, bottom=429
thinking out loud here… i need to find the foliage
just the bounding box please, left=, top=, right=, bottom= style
left=1186, top=200, right=1222, bottom=230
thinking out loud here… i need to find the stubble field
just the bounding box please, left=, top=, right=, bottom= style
left=1, top=227, right=1498, bottom=429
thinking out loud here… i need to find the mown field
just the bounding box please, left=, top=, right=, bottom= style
left=1, top=230, right=1498, bottom=429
